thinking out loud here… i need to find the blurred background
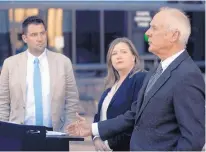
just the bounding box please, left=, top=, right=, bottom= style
left=0, top=0, right=205, bottom=150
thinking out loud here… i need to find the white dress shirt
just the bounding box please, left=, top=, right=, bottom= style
left=100, top=83, right=119, bottom=121
left=92, top=50, right=185, bottom=137
left=24, top=50, right=52, bottom=127
left=93, top=82, right=119, bottom=148
left=161, top=50, right=185, bottom=73
left=100, top=83, right=119, bottom=148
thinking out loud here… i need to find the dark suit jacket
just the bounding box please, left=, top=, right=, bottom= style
left=98, top=51, right=205, bottom=151
left=93, top=71, right=146, bottom=151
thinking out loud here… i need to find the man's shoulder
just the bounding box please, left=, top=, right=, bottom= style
left=4, top=52, right=26, bottom=64
left=47, top=50, right=71, bottom=62
left=172, top=57, right=203, bottom=84
left=178, top=57, right=202, bottom=75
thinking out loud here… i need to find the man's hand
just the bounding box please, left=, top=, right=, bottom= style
left=93, top=137, right=112, bottom=151
left=66, top=113, right=92, bottom=137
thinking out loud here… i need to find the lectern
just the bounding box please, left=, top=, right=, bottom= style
left=0, top=121, right=84, bottom=151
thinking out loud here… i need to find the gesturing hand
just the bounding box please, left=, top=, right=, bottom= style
left=66, top=113, right=92, bottom=137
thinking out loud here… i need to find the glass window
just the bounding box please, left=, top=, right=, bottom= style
left=47, top=8, right=64, bottom=54
left=62, top=10, right=73, bottom=61
left=131, top=10, right=154, bottom=55
left=0, top=10, right=12, bottom=68
left=76, top=11, right=100, bottom=64
left=186, top=11, right=205, bottom=61
left=104, top=11, right=128, bottom=61
left=47, top=9, right=73, bottom=61
left=12, top=8, right=39, bottom=23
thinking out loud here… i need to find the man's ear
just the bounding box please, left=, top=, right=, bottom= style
left=22, top=34, right=27, bottom=43
left=133, top=56, right=135, bottom=62
left=170, top=30, right=180, bottom=43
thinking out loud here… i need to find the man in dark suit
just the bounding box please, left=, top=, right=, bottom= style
left=67, top=7, right=205, bottom=151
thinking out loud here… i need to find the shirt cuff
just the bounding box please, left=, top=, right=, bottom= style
left=92, top=136, right=100, bottom=141
left=92, top=122, right=100, bottom=137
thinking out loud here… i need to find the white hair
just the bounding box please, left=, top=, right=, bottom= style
left=159, top=7, right=191, bottom=46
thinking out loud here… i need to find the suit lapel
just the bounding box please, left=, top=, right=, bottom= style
left=136, top=51, right=190, bottom=121
left=144, top=71, right=171, bottom=102
left=136, top=68, right=156, bottom=106
left=98, top=89, right=110, bottom=114
left=47, top=50, right=57, bottom=102
left=18, top=51, right=28, bottom=104
left=137, top=70, right=171, bottom=119
left=107, top=72, right=132, bottom=108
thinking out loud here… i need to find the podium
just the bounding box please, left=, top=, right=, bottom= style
left=0, top=121, right=84, bottom=151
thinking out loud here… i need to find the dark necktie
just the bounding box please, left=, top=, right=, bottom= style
left=145, top=64, right=163, bottom=95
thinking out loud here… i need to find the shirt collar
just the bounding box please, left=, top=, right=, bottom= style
left=160, top=49, right=185, bottom=72
left=27, top=49, right=47, bottom=63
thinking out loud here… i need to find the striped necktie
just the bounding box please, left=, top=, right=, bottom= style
left=145, top=64, right=163, bottom=95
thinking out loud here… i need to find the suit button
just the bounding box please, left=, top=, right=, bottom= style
left=135, top=125, right=139, bottom=130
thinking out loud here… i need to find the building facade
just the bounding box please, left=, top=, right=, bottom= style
left=0, top=1, right=204, bottom=100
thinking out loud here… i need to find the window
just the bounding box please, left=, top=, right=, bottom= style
left=47, top=9, right=73, bottom=60
left=104, top=11, right=128, bottom=61
left=62, top=10, right=73, bottom=61
left=186, top=11, right=205, bottom=61
left=9, top=8, right=39, bottom=23
left=186, top=11, right=205, bottom=73
left=47, top=8, right=63, bottom=53
left=76, top=11, right=100, bottom=63
left=0, top=10, right=12, bottom=67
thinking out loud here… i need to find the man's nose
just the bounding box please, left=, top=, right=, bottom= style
left=145, top=29, right=150, bottom=37
left=37, top=34, right=43, bottom=42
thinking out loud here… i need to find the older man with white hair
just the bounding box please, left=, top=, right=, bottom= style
left=66, top=7, right=205, bottom=151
